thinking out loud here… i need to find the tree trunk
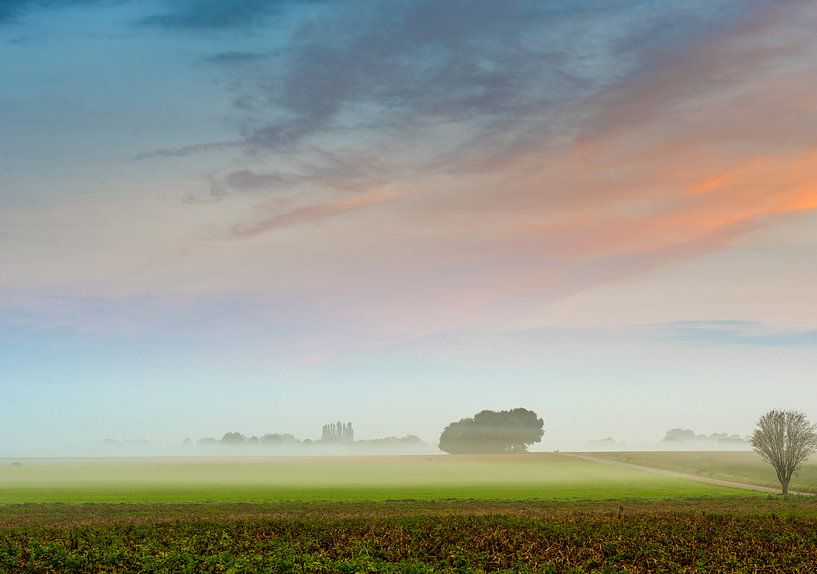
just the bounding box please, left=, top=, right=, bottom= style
left=781, top=479, right=789, bottom=496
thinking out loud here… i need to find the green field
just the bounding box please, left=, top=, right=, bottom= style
left=0, top=453, right=748, bottom=504
left=2, top=454, right=807, bottom=572
left=587, top=451, right=817, bottom=494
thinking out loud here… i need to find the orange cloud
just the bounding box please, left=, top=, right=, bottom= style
left=231, top=188, right=400, bottom=238
left=348, top=3, right=817, bottom=337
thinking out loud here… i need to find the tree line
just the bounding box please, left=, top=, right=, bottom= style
left=186, top=405, right=817, bottom=497
left=190, top=421, right=419, bottom=449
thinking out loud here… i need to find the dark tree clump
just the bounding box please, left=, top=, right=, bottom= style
left=221, top=432, right=247, bottom=446
left=438, top=408, right=544, bottom=454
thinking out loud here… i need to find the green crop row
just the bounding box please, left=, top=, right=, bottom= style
left=2, top=511, right=816, bottom=573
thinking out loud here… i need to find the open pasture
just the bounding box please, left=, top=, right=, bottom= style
left=588, top=451, right=817, bottom=494
left=0, top=453, right=747, bottom=504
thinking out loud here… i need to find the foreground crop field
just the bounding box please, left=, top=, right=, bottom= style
left=2, top=498, right=817, bottom=573
left=0, top=454, right=745, bottom=504
left=587, top=451, right=817, bottom=494
left=0, top=456, right=800, bottom=572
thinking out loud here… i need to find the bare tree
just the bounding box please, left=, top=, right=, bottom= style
left=751, top=410, right=817, bottom=495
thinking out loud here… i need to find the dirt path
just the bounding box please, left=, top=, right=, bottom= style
left=567, top=453, right=814, bottom=496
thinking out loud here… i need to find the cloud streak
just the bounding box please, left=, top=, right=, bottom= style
left=140, top=0, right=320, bottom=31
left=654, top=321, right=817, bottom=347
left=231, top=188, right=400, bottom=238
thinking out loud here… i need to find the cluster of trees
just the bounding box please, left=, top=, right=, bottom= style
left=194, top=422, right=357, bottom=448
left=662, top=428, right=747, bottom=446
left=196, top=433, right=304, bottom=447
left=189, top=422, right=422, bottom=450
left=322, top=421, right=354, bottom=442
left=438, top=408, right=544, bottom=454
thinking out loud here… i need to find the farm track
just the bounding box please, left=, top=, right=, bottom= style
left=568, top=453, right=814, bottom=496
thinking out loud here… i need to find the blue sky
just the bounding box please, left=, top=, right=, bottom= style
left=2, top=1, right=817, bottom=454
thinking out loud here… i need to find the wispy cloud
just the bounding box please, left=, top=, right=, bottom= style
left=653, top=321, right=817, bottom=347
left=132, top=141, right=239, bottom=160
left=140, top=0, right=318, bottom=31
left=231, top=188, right=400, bottom=238
left=0, top=0, right=107, bottom=25
left=205, top=51, right=268, bottom=65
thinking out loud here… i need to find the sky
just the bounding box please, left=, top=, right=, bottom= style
left=2, top=0, right=817, bottom=455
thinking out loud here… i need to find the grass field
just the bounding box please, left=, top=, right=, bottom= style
left=2, top=453, right=806, bottom=572
left=0, top=453, right=749, bottom=504
left=587, top=451, right=817, bottom=494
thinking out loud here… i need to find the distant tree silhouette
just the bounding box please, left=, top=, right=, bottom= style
left=662, top=428, right=698, bottom=442
left=752, top=409, right=817, bottom=495
left=322, top=421, right=354, bottom=442
left=221, top=432, right=247, bottom=446
left=261, top=433, right=297, bottom=446
left=439, top=408, right=544, bottom=454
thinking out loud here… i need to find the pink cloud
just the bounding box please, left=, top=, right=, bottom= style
left=231, top=188, right=401, bottom=238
